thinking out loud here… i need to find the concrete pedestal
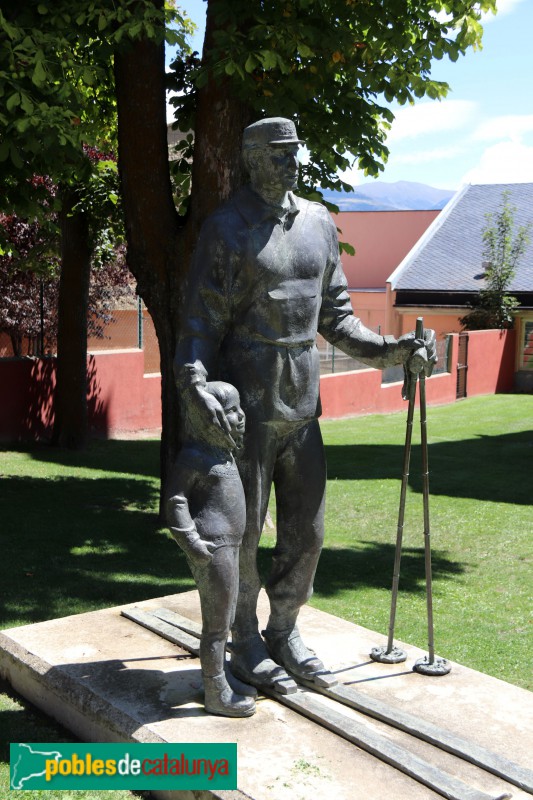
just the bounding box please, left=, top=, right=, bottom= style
left=1, top=591, right=532, bottom=800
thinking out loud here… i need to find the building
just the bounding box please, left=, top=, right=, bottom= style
left=386, top=183, right=533, bottom=390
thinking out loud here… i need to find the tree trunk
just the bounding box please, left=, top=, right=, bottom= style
left=10, top=334, right=22, bottom=357
left=188, top=0, right=254, bottom=235
left=52, top=188, right=91, bottom=449
left=114, top=7, right=181, bottom=514
left=113, top=0, right=253, bottom=515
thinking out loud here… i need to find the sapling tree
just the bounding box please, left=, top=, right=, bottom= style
left=461, top=191, right=531, bottom=330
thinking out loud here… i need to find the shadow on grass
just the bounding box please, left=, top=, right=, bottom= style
left=0, top=472, right=194, bottom=629
left=308, top=541, right=465, bottom=597
left=10, top=427, right=532, bottom=506
left=0, top=684, right=75, bottom=762
left=325, top=429, right=532, bottom=505
left=1, top=425, right=527, bottom=628
left=4, top=439, right=161, bottom=479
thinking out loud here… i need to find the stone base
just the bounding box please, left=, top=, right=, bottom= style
left=1, top=591, right=532, bottom=800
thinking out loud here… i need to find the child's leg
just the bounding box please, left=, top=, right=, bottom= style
left=191, top=545, right=256, bottom=717
left=192, top=545, right=235, bottom=675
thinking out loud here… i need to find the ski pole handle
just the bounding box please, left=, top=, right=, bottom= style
left=401, top=317, right=427, bottom=400
left=408, top=317, right=428, bottom=374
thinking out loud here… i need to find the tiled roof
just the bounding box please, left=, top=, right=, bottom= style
left=389, top=183, right=533, bottom=292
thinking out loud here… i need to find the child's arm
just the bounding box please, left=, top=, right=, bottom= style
left=166, top=492, right=212, bottom=565
left=166, top=461, right=212, bottom=565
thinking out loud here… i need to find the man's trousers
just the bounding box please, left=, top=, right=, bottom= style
left=233, top=417, right=326, bottom=637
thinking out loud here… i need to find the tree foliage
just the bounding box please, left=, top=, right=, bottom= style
left=0, top=210, right=133, bottom=358
left=0, top=212, right=59, bottom=356
left=169, top=0, right=497, bottom=205
left=460, top=191, right=531, bottom=330
left=0, top=1, right=192, bottom=212
left=0, top=0, right=498, bottom=483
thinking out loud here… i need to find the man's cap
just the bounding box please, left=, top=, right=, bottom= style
left=242, top=117, right=304, bottom=149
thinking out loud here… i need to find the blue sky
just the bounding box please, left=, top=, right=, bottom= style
left=171, top=0, right=533, bottom=190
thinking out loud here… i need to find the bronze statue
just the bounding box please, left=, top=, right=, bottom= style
left=167, top=381, right=257, bottom=716
left=174, top=117, right=436, bottom=693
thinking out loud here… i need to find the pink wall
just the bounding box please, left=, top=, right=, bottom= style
left=0, top=350, right=162, bottom=442
left=320, top=336, right=458, bottom=418
left=348, top=289, right=387, bottom=331
left=337, top=210, right=440, bottom=289
left=320, top=329, right=516, bottom=419
left=466, top=328, right=516, bottom=394
left=87, top=350, right=162, bottom=435
left=0, top=330, right=516, bottom=441
left=395, top=309, right=465, bottom=341
left=336, top=209, right=440, bottom=332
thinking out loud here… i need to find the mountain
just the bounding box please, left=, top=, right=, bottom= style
left=320, top=180, right=455, bottom=212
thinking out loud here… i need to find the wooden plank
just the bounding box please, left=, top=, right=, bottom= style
left=152, top=607, right=202, bottom=638
left=279, top=690, right=510, bottom=800
left=306, top=679, right=533, bottom=795
left=151, top=607, right=532, bottom=795
left=121, top=607, right=511, bottom=800
left=121, top=607, right=200, bottom=654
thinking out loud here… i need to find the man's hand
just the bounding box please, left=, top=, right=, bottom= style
left=397, top=328, right=437, bottom=376
left=186, top=384, right=236, bottom=449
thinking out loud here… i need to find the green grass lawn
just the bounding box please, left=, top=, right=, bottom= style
left=1, top=393, right=531, bottom=797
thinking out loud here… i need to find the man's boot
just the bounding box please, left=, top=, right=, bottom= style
left=203, top=672, right=256, bottom=718
left=262, top=624, right=328, bottom=682
left=225, top=665, right=258, bottom=697
left=229, top=631, right=296, bottom=693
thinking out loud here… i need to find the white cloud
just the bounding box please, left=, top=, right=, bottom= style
left=393, top=144, right=466, bottom=165
left=472, top=114, right=533, bottom=141
left=387, top=100, right=477, bottom=142
left=337, top=161, right=365, bottom=188
left=461, top=140, right=533, bottom=184
left=482, top=0, right=526, bottom=22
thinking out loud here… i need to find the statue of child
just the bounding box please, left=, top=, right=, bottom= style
left=166, top=381, right=256, bottom=717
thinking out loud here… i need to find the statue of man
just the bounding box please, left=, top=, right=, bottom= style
left=175, top=117, right=436, bottom=690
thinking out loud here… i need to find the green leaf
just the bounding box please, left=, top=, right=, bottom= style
left=32, top=59, right=47, bottom=87
left=258, top=50, right=278, bottom=70
left=10, top=144, right=23, bottom=168
left=0, top=140, right=10, bottom=162
left=14, top=117, right=30, bottom=132
left=20, top=92, right=34, bottom=114
left=245, top=53, right=258, bottom=73
left=339, top=241, right=355, bottom=256
left=297, top=43, right=313, bottom=58
left=82, top=68, right=95, bottom=85
left=6, top=92, right=20, bottom=111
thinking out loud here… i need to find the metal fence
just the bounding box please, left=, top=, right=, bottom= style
left=88, top=299, right=160, bottom=374
left=2, top=300, right=451, bottom=382
left=318, top=332, right=451, bottom=383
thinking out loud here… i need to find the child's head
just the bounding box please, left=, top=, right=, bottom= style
left=206, top=381, right=245, bottom=448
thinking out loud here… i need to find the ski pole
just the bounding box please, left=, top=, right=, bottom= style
left=413, top=320, right=451, bottom=676
left=370, top=318, right=425, bottom=664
